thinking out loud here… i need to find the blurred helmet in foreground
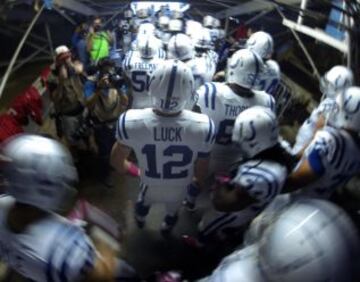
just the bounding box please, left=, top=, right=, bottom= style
left=1, top=134, right=78, bottom=213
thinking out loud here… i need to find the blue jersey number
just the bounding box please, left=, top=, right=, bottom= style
left=131, top=71, right=150, bottom=92
left=142, top=144, right=193, bottom=179
left=216, top=119, right=235, bottom=145
left=260, top=78, right=279, bottom=95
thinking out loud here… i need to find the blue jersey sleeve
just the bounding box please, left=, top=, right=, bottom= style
left=198, top=117, right=216, bottom=158
left=116, top=111, right=130, bottom=145
left=197, top=82, right=217, bottom=113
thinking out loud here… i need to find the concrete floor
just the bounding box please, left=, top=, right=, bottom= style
left=75, top=148, right=236, bottom=280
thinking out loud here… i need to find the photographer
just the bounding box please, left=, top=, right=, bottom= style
left=48, top=45, right=85, bottom=155
left=84, top=58, right=128, bottom=187
left=87, top=17, right=114, bottom=65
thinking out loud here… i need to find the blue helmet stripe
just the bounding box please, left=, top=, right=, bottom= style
left=164, top=64, right=178, bottom=110
left=204, top=83, right=210, bottom=108
left=209, top=82, right=216, bottom=110
left=251, top=51, right=260, bottom=88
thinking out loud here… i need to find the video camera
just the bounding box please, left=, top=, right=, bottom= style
left=94, top=58, right=124, bottom=89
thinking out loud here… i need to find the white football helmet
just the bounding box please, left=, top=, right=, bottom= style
left=168, top=33, right=194, bottom=61
left=203, top=15, right=215, bottom=28
left=246, top=31, right=274, bottom=60
left=320, top=65, right=353, bottom=99
left=168, top=19, right=183, bottom=33
left=213, top=18, right=221, bottom=28
left=259, top=198, right=360, bottom=282
left=158, top=16, right=170, bottom=30
left=150, top=60, right=194, bottom=114
left=193, top=28, right=212, bottom=50
left=136, top=8, right=149, bottom=19
left=331, top=86, right=360, bottom=132
left=227, top=49, right=264, bottom=90
left=172, top=10, right=183, bottom=19
left=124, top=9, right=133, bottom=20
left=137, top=35, right=158, bottom=59
left=1, top=134, right=78, bottom=213
left=232, top=106, right=278, bottom=159
left=138, top=23, right=155, bottom=37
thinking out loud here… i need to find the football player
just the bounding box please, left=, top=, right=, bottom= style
left=245, top=31, right=291, bottom=116
left=183, top=107, right=294, bottom=246
left=189, top=29, right=218, bottom=91
left=111, top=60, right=215, bottom=236
left=0, top=135, right=137, bottom=281
left=286, top=86, right=360, bottom=199
left=245, top=31, right=280, bottom=96
left=202, top=197, right=360, bottom=282
left=196, top=49, right=275, bottom=175
left=167, top=33, right=216, bottom=108
left=123, top=35, right=165, bottom=109
left=167, top=33, right=195, bottom=62
left=292, top=65, right=353, bottom=155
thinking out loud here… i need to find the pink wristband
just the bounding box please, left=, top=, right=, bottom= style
left=127, top=162, right=140, bottom=177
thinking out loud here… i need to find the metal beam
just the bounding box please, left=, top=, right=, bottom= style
left=53, top=6, right=77, bottom=25
left=53, top=0, right=97, bottom=16
left=215, top=0, right=301, bottom=19
left=0, top=27, right=52, bottom=56
left=0, top=4, right=45, bottom=100
left=282, top=18, right=348, bottom=53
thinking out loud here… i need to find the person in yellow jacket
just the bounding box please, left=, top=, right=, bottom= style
left=87, top=17, right=114, bottom=64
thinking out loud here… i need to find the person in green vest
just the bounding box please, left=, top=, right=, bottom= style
left=87, top=17, right=114, bottom=64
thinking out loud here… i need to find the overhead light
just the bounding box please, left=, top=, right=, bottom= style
left=130, top=1, right=190, bottom=13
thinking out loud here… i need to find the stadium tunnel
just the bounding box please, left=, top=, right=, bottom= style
left=0, top=0, right=360, bottom=281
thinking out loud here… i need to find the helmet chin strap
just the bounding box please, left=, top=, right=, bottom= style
left=152, top=109, right=181, bottom=117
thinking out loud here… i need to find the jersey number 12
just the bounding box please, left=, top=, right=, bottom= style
left=142, top=144, right=193, bottom=179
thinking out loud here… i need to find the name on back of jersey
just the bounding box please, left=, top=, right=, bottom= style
left=133, top=62, right=157, bottom=71
left=225, top=104, right=249, bottom=117
left=153, top=127, right=183, bottom=142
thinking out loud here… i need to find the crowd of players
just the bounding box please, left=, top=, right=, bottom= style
left=0, top=5, right=360, bottom=282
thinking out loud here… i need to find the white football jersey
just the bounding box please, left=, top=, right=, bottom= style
left=205, top=245, right=264, bottom=282
left=259, top=59, right=280, bottom=95
left=129, top=38, right=166, bottom=59
left=292, top=98, right=337, bottom=154
left=232, top=159, right=287, bottom=209
left=0, top=195, right=96, bottom=282
left=197, top=82, right=275, bottom=169
left=186, top=54, right=216, bottom=91
left=206, top=50, right=219, bottom=68
left=200, top=159, right=287, bottom=239
left=300, top=126, right=360, bottom=198
left=116, top=108, right=215, bottom=188
left=123, top=51, right=164, bottom=109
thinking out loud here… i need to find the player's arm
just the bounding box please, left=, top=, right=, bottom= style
left=85, top=237, right=118, bottom=282
left=212, top=181, right=256, bottom=212
left=110, top=141, right=133, bottom=175
left=284, top=146, right=324, bottom=192
left=294, top=114, right=326, bottom=158
left=110, top=112, right=140, bottom=176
